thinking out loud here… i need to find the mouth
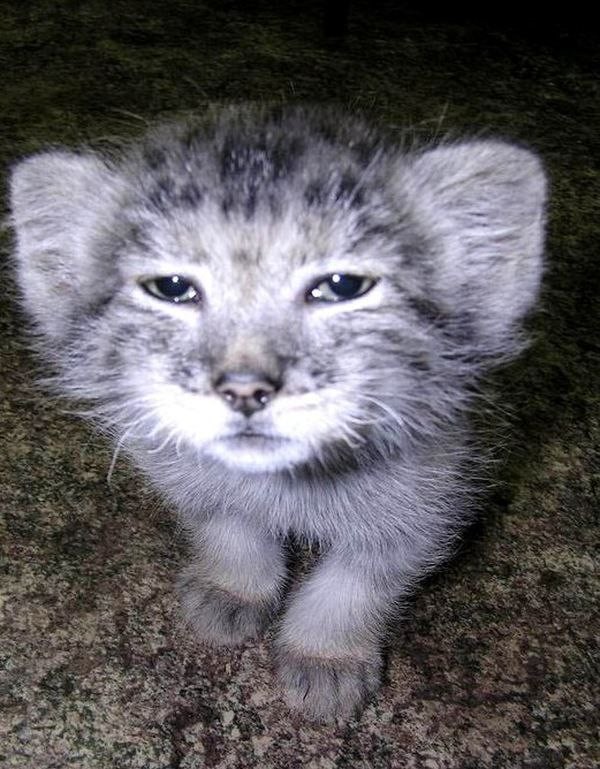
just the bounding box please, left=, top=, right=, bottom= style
left=222, top=431, right=288, bottom=448
left=206, top=426, right=311, bottom=472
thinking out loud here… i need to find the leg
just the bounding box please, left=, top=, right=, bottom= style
left=179, top=515, right=287, bottom=646
left=275, top=548, right=408, bottom=721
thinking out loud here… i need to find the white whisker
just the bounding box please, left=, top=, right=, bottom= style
left=360, top=395, right=406, bottom=430
left=106, top=427, right=132, bottom=486
left=147, top=429, right=178, bottom=455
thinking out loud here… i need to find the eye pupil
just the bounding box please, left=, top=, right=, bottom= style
left=155, top=275, right=187, bottom=297
left=329, top=273, right=363, bottom=297
left=307, top=273, right=375, bottom=303
left=141, top=275, right=200, bottom=303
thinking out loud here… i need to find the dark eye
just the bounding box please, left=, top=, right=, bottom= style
left=306, top=273, right=377, bottom=303
left=141, top=275, right=201, bottom=304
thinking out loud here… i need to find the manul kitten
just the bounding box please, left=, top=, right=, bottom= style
left=10, top=104, right=546, bottom=720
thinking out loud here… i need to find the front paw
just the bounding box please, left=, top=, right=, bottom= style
left=178, top=566, right=276, bottom=647
left=275, top=646, right=382, bottom=721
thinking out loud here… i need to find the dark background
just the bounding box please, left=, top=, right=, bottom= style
left=1, top=2, right=598, bottom=768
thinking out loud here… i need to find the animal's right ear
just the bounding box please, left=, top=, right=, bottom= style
left=10, top=151, right=125, bottom=339
left=401, top=140, right=546, bottom=358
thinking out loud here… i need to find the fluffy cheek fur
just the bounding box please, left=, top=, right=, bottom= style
left=98, top=303, right=382, bottom=473
left=120, top=369, right=370, bottom=473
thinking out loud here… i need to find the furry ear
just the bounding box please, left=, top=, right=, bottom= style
left=10, top=151, right=124, bottom=340
left=407, top=140, right=547, bottom=355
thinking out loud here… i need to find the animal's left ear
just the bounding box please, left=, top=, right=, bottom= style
left=10, top=151, right=126, bottom=341
left=405, top=140, right=547, bottom=353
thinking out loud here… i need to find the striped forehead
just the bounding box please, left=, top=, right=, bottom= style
left=129, top=187, right=359, bottom=273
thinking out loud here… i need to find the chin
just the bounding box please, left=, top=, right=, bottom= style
left=205, top=434, right=314, bottom=474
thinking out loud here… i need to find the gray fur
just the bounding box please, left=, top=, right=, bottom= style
left=9, top=105, right=546, bottom=721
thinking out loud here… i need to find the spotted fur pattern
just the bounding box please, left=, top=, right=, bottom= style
left=10, top=105, right=546, bottom=720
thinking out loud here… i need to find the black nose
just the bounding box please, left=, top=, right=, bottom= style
left=214, top=371, right=280, bottom=417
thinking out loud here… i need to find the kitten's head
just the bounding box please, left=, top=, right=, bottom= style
left=10, top=105, right=546, bottom=474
